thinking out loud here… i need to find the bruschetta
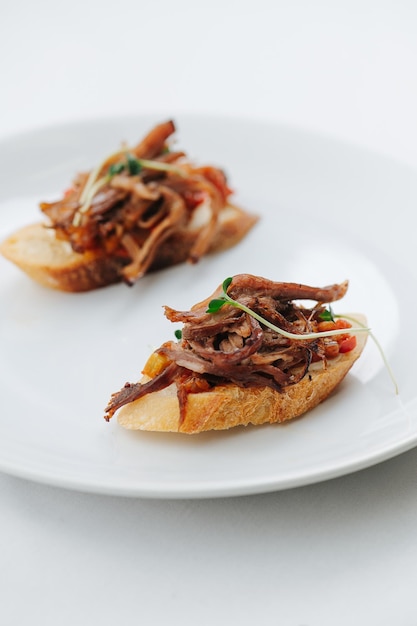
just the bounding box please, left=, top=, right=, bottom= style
left=104, top=274, right=368, bottom=433
left=0, top=120, right=258, bottom=292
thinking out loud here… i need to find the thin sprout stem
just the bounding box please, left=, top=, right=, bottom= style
left=137, top=159, right=186, bottom=176
left=79, top=148, right=131, bottom=203
left=335, top=314, right=399, bottom=394
left=72, top=176, right=109, bottom=225
left=208, top=281, right=398, bottom=395
left=222, top=292, right=370, bottom=341
left=74, top=149, right=186, bottom=226
left=79, top=176, right=108, bottom=213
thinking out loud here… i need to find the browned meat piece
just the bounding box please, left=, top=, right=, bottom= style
left=38, top=120, right=240, bottom=285
left=104, top=276, right=353, bottom=423
left=228, top=274, right=349, bottom=303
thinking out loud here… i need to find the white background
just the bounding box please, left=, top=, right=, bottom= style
left=2, top=1, right=417, bottom=624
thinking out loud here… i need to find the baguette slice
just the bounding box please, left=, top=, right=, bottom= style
left=116, top=315, right=367, bottom=434
left=0, top=203, right=258, bottom=292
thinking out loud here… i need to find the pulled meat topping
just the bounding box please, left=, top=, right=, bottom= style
left=104, top=274, right=355, bottom=425
left=40, top=120, right=233, bottom=285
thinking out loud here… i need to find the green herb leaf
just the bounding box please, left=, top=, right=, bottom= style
left=127, top=154, right=142, bottom=175
left=206, top=275, right=395, bottom=394
left=319, top=306, right=334, bottom=322
left=207, top=277, right=370, bottom=341
left=174, top=329, right=182, bottom=340
left=206, top=298, right=227, bottom=313
left=108, top=162, right=126, bottom=177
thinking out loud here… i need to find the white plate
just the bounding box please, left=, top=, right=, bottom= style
left=0, top=114, right=415, bottom=498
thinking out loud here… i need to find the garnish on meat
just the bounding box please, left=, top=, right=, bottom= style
left=104, top=274, right=369, bottom=424
left=39, top=120, right=239, bottom=285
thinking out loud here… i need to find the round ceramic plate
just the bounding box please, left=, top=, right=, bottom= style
left=0, top=114, right=415, bottom=498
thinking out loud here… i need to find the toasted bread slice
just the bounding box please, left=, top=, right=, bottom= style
left=0, top=203, right=258, bottom=292
left=116, top=315, right=367, bottom=434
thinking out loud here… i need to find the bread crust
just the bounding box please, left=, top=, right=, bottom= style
left=0, top=204, right=258, bottom=292
left=116, top=317, right=367, bottom=434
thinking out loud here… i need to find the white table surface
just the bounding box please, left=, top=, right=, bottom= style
left=2, top=1, right=417, bottom=623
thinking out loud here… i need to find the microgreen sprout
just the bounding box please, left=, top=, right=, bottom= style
left=206, top=277, right=370, bottom=341
left=127, top=153, right=142, bottom=175
left=206, top=277, right=398, bottom=394
left=108, top=162, right=126, bottom=177
left=72, top=147, right=186, bottom=226
left=319, top=306, right=335, bottom=322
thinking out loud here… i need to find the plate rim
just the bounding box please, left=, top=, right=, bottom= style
left=0, top=112, right=415, bottom=498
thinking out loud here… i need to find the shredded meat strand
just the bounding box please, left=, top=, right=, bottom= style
left=104, top=362, right=181, bottom=422
left=40, top=120, right=235, bottom=285
left=104, top=276, right=352, bottom=426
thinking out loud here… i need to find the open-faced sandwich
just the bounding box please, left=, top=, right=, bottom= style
left=104, top=274, right=368, bottom=434
left=0, top=120, right=258, bottom=292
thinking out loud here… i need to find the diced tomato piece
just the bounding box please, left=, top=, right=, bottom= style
left=335, top=319, right=352, bottom=330
left=197, top=166, right=233, bottom=201
left=338, top=335, right=357, bottom=353
left=183, top=189, right=207, bottom=210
